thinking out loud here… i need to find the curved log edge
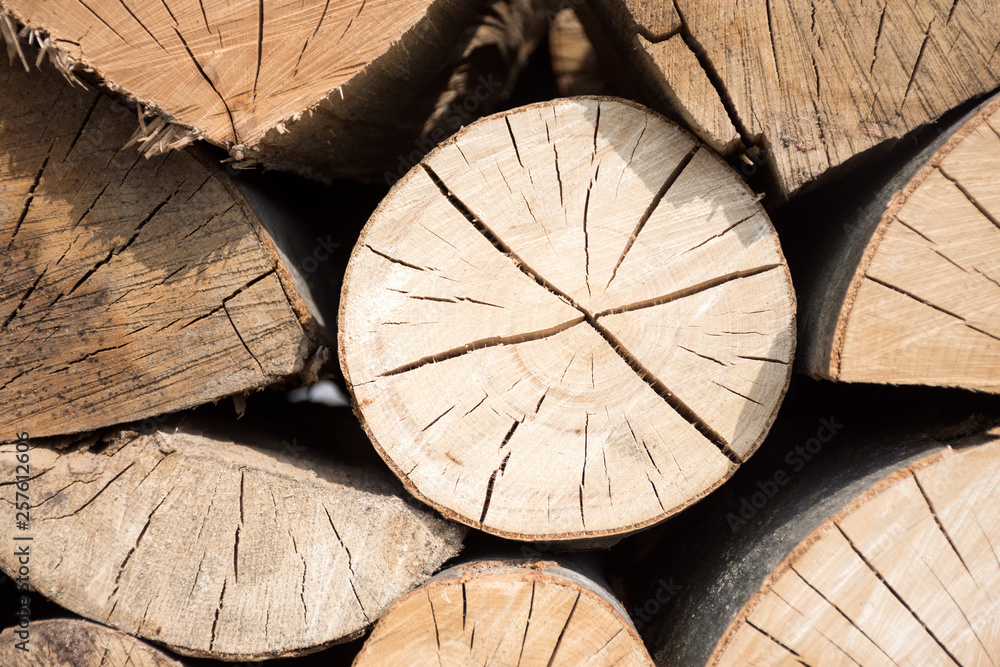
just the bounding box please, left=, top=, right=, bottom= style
left=0, top=427, right=466, bottom=660
left=0, top=618, right=184, bottom=666
left=0, top=0, right=545, bottom=182
left=353, top=558, right=653, bottom=665
left=585, top=0, right=1000, bottom=198
left=340, top=96, right=795, bottom=541
left=801, top=91, right=1000, bottom=393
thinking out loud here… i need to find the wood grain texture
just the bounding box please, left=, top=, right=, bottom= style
left=801, top=91, right=1000, bottom=394
left=0, top=0, right=544, bottom=181
left=353, top=559, right=653, bottom=666
left=709, top=428, right=1000, bottom=666
left=0, top=427, right=466, bottom=660
left=339, top=97, right=795, bottom=541
left=0, top=61, right=320, bottom=440
left=0, top=619, right=184, bottom=666
left=587, top=0, right=1000, bottom=197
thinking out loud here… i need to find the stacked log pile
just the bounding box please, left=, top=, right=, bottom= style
left=1, top=0, right=999, bottom=665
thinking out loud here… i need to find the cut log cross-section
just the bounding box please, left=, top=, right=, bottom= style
left=353, top=559, right=653, bottom=666
left=802, top=91, right=1000, bottom=393
left=0, top=0, right=544, bottom=181
left=645, top=424, right=1000, bottom=666
left=0, top=619, right=184, bottom=667
left=0, top=427, right=465, bottom=660
left=340, top=97, right=796, bottom=541
left=586, top=0, right=1000, bottom=197
left=0, top=56, right=331, bottom=440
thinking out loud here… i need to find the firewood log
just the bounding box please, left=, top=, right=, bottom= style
left=0, top=619, right=183, bottom=666
left=637, top=417, right=1000, bottom=666
left=339, top=97, right=796, bottom=542
left=0, top=0, right=545, bottom=182
left=800, top=91, right=1000, bottom=394
left=0, top=426, right=465, bottom=660
left=584, top=0, right=1000, bottom=198
left=353, top=558, right=652, bottom=665
left=0, top=56, right=340, bottom=440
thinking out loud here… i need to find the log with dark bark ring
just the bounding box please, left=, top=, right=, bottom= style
left=800, top=90, right=1000, bottom=394
left=638, top=420, right=1000, bottom=666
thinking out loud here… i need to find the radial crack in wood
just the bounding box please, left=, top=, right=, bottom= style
left=632, top=412, right=1000, bottom=667
left=0, top=59, right=333, bottom=440
left=0, top=618, right=184, bottom=666
left=586, top=0, right=1000, bottom=197
left=707, top=429, right=1000, bottom=666
left=801, top=91, right=1000, bottom=393
left=0, top=0, right=545, bottom=182
left=339, top=97, right=795, bottom=541
left=352, top=559, right=653, bottom=666
left=0, top=427, right=466, bottom=660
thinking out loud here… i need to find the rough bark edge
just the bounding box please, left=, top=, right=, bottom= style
left=799, top=91, right=1000, bottom=381
left=1, top=0, right=502, bottom=165
left=337, top=95, right=796, bottom=542
left=0, top=8, right=205, bottom=158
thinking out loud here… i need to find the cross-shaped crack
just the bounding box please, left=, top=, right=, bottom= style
left=376, top=163, right=761, bottom=464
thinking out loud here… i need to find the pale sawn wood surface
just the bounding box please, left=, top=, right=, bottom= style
left=353, top=559, right=653, bottom=666
left=0, top=0, right=544, bottom=181
left=339, top=97, right=795, bottom=541
left=0, top=427, right=465, bottom=660
left=710, top=427, right=1000, bottom=666
left=801, top=91, right=1000, bottom=394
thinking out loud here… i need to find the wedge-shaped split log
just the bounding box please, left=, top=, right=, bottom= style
left=802, top=92, right=1000, bottom=393
left=586, top=0, right=1000, bottom=197
left=353, top=558, right=653, bottom=666
left=339, top=97, right=796, bottom=541
left=0, top=618, right=184, bottom=666
left=640, top=422, right=1000, bottom=666
left=0, top=60, right=336, bottom=439
left=0, top=427, right=466, bottom=660
left=0, top=0, right=545, bottom=181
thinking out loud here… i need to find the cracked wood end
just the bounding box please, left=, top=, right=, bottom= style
left=339, top=97, right=796, bottom=541
left=0, top=61, right=328, bottom=440
left=0, top=0, right=544, bottom=182
left=0, top=427, right=466, bottom=661
left=587, top=0, right=1000, bottom=197
left=801, top=91, right=1000, bottom=393
left=0, top=618, right=184, bottom=666
left=353, top=558, right=653, bottom=666
left=697, top=428, right=1000, bottom=667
